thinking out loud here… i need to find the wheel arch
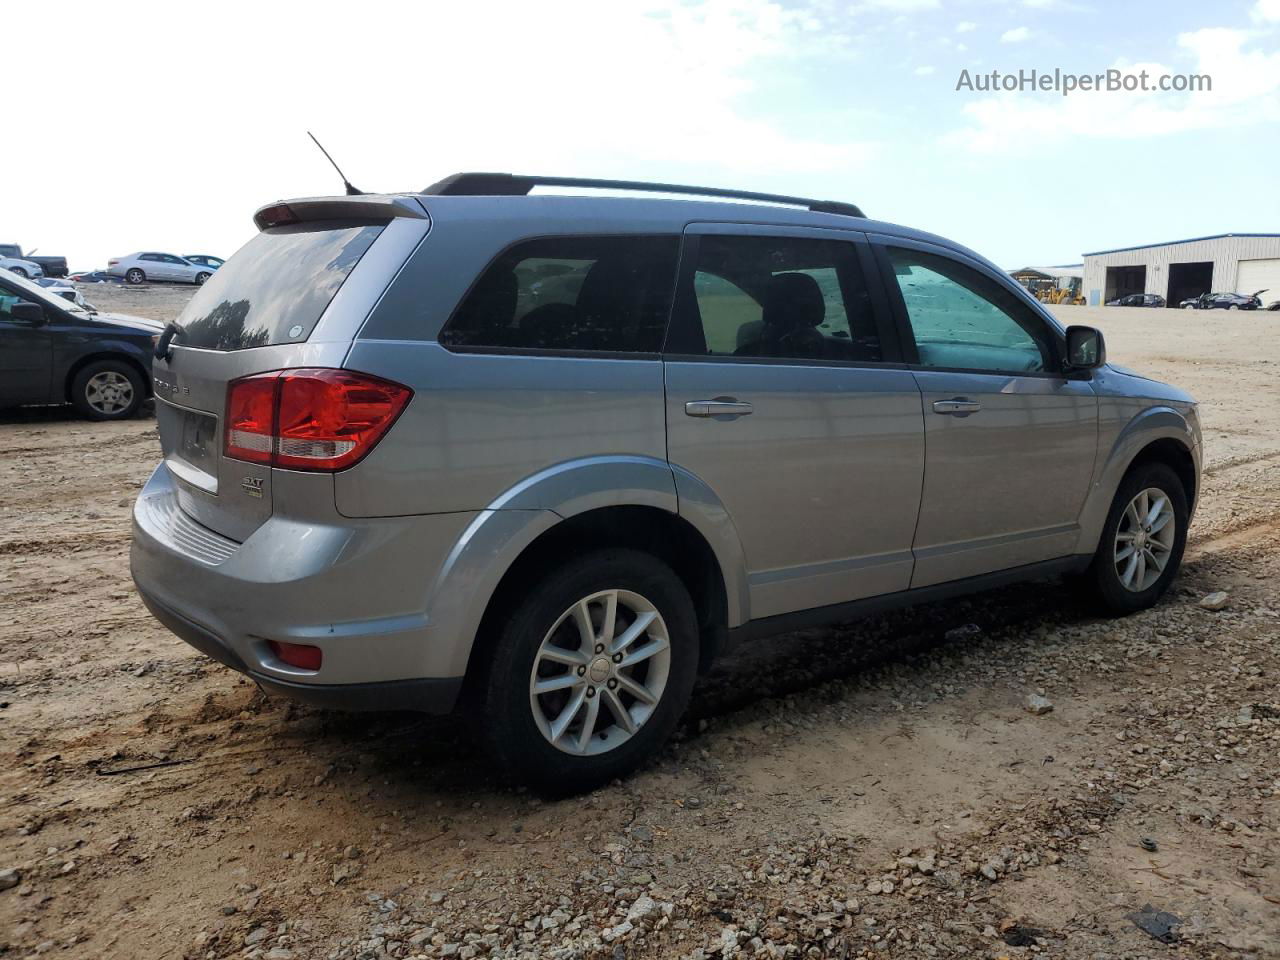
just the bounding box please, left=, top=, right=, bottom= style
left=460, top=504, right=730, bottom=699
left=1126, top=437, right=1197, bottom=510
left=1075, top=407, right=1200, bottom=554
left=63, top=351, right=152, bottom=403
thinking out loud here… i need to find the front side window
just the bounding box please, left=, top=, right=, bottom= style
left=441, top=236, right=679, bottom=354
left=672, top=235, right=881, bottom=363
left=0, top=286, right=40, bottom=321
left=886, top=248, right=1053, bottom=373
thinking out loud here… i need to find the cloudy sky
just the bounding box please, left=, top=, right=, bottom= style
left=7, top=0, right=1279, bottom=270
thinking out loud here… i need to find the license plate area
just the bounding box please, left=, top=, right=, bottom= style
left=157, top=399, right=219, bottom=495
left=178, top=408, right=218, bottom=470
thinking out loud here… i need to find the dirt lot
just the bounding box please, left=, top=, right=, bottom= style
left=2, top=290, right=1278, bottom=959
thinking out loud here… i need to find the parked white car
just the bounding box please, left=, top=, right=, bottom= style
left=0, top=256, right=44, bottom=279
left=34, top=276, right=90, bottom=308
left=107, top=252, right=214, bottom=285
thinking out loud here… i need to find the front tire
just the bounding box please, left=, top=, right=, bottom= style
left=71, top=360, right=145, bottom=421
left=195, top=271, right=211, bottom=285
left=1084, top=462, right=1188, bottom=615
left=479, top=549, right=699, bottom=794
left=9, top=267, right=28, bottom=278
left=125, top=268, right=145, bottom=285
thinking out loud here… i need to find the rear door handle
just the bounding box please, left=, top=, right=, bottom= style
left=685, top=399, right=754, bottom=418
left=932, top=398, right=982, bottom=416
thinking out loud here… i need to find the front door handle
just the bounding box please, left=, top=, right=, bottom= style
left=685, top=398, right=754, bottom=418
left=932, top=398, right=982, bottom=416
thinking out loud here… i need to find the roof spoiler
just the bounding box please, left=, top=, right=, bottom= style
left=421, top=172, right=865, bottom=219
left=252, top=195, right=428, bottom=231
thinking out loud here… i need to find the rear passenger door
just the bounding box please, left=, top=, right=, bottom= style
left=873, top=239, right=1098, bottom=587
left=139, top=253, right=170, bottom=280
left=663, top=224, right=925, bottom=621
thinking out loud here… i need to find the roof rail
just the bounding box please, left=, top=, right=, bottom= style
left=421, top=172, right=865, bottom=218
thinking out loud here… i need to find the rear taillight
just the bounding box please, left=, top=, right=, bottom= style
left=224, top=368, right=411, bottom=471
left=107, top=259, right=119, bottom=266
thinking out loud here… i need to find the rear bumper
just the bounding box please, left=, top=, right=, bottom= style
left=130, top=462, right=474, bottom=713
left=136, top=586, right=462, bottom=712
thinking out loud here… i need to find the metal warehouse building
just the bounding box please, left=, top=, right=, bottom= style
left=1082, top=233, right=1280, bottom=307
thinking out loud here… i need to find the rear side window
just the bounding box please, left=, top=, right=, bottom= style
left=440, top=236, right=679, bottom=354
left=178, top=221, right=384, bottom=351
left=669, top=235, right=882, bottom=363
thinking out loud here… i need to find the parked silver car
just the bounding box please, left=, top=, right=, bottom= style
left=131, top=174, right=1201, bottom=793
left=108, top=251, right=214, bottom=285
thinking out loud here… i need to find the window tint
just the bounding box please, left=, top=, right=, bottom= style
left=886, top=248, right=1053, bottom=373
left=441, top=236, right=679, bottom=354
left=673, top=235, right=881, bottom=363
left=178, top=221, right=384, bottom=351
left=140, top=254, right=160, bottom=262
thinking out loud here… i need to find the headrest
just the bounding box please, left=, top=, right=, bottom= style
left=762, top=272, right=825, bottom=333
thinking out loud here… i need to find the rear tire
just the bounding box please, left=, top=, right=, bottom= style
left=478, top=549, right=699, bottom=795
left=1083, top=462, right=1188, bottom=615
left=125, top=268, right=145, bottom=285
left=71, top=359, right=145, bottom=421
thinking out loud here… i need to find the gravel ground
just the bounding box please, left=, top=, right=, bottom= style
left=1, top=291, right=1278, bottom=959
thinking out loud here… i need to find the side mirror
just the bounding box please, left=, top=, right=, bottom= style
left=10, top=301, right=46, bottom=324
left=1065, top=325, right=1105, bottom=370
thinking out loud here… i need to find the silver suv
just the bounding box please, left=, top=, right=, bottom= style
left=131, top=174, right=1200, bottom=792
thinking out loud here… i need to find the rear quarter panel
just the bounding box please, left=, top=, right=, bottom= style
left=336, top=342, right=668, bottom=517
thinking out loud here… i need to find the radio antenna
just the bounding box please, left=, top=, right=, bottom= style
left=307, top=131, right=364, bottom=196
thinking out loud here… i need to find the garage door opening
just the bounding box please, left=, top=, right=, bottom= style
left=1236, top=258, right=1280, bottom=302
left=1104, top=265, right=1146, bottom=302
left=1168, top=261, right=1213, bottom=308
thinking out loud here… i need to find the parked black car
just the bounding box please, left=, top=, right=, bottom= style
left=1180, top=290, right=1266, bottom=310
left=1106, top=293, right=1166, bottom=307
left=0, top=269, right=160, bottom=419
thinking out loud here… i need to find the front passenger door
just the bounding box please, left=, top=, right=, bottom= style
left=876, top=241, right=1098, bottom=588
left=0, top=286, right=54, bottom=406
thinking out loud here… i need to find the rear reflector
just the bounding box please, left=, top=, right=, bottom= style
left=224, top=368, right=411, bottom=471
left=269, top=640, right=323, bottom=671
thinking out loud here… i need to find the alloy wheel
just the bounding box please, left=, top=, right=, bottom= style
left=529, top=589, right=671, bottom=756
left=85, top=370, right=134, bottom=416
left=1114, top=486, right=1176, bottom=592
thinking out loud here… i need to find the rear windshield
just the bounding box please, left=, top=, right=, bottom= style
left=177, top=221, right=384, bottom=350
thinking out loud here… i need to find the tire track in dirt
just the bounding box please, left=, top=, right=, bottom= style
left=0, top=532, right=131, bottom=557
